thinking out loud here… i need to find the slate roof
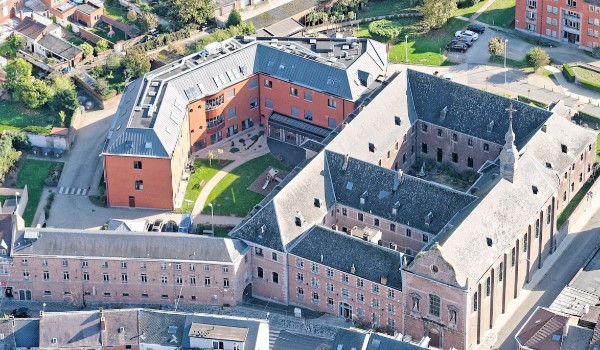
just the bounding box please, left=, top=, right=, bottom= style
left=0, top=214, right=14, bottom=258
left=14, top=17, right=46, bottom=40
left=137, top=310, right=186, bottom=347
left=289, top=225, right=403, bottom=290
left=104, top=37, right=387, bottom=157
left=38, top=34, right=83, bottom=61
left=366, top=334, right=429, bottom=350
left=407, top=69, right=552, bottom=146
left=77, top=2, right=100, bottom=15
left=516, top=307, right=569, bottom=350
left=103, top=309, right=140, bottom=347
left=561, top=325, right=593, bottom=350
left=331, top=329, right=367, bottom=349
left=182, top=314, right=265, bottom=349
left=13, top=319, right=39, bottom=348
left=39, top=311, right=102, bottom=348
left=13, top=228, right=248, bottom=263
left=0, top=319, right=15, bottom=350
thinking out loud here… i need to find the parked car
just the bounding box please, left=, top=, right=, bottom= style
left=446, top=41, right=469, bottom=53
left=152, top=219, right=164, bottom=232
left=467, top=23, right=486, bottom=34
left=11, top=308, right=30, bottom=318
left=455, top=30, right=479, bottom=41
left=449, top=38, right=473, bottom=47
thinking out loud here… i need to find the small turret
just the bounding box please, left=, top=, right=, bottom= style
left=499, top=103, right=518, bottom=183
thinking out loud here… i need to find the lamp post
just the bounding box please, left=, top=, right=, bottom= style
left=208, top=203, right=214, bottom=234
left=405, top=35, right=409, bottom=63
left=504, top=39, right=508, bottom=84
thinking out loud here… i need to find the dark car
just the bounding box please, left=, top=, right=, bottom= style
left=451, top=38, right=473, bottom=47
left=467, top=23, right=486, bottom=34
left=11, top=308, right=30, bottom=318
left=446, top=41, right=469, bottom=53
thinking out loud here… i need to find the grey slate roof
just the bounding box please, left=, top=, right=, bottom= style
left=561, top=325, right=593, bottom=350
left=182, top=314, right=265, bottom=349
left=104, top=309, right=140, bottom=346
left=332, top=329, right=367, bottom=349
left=13, top=319, right=39, bottom=348
left=289, top=225, right=403, bottom=290
left=407, top=69, right=551, bottom=146
left=38, top=34, right=83, bottom=61
left=13, top=228, right=248, bottom=263
left=138, top=310, right=186, bottom=347
left=104, top=37, right=387, bottom=157
left=0, top=319, right=15, bottom=350
left=39, top=311, right=101, bottom=348
left=77, top=2, right=100, bottom=15
left=326, top=151, right=476, bottom=235
left=366, top=334, right=429, bottom=350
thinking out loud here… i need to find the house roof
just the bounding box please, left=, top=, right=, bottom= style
left=289, top=225, right=403, bottom=290
left=188, top=323, right=248, bottom=342
left=39, top=311, right=102, bottom=348
left=0, top=214, right=14, bottom=257
left=107, top=218, right=149, bottom=231
left=13, top=228, right=248, bottom=263
left=14, top=17, right=46, bottom=40
left=137, top=310, right=186, bottom=347
left=13, top=319, right=40, bottom=348
left=262, top=18, right=304, bottom=37
left=103, top=36, right=387, bottom=157
left=103, top=309, right=140, bottom=347
left=37, top=34, right=83, bottom=61
left=561, top=325, right=593, bottom=350
left=0, top=319, right=15, bottom=350
left=77, top=2, right=100, bottom=15
left=516, top=307, right=570, bottom=350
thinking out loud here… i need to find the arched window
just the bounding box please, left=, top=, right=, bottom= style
left=429, top=294, right=440, bottom=317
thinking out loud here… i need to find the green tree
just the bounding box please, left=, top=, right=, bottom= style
left=348, top=11, right=356, bottom=21
left=48, top=75, right=79, bottom=116
left=422, top=0, right=457, bottom=29
left=94, top=78, right=112, bottom=97
left=6, top=34, right=25, bottom=58
left=95, top=39, right=110, bottom=54
left=368, top=20, right=401, bottom=43
left=4, top=58, right=32, bottom=94
left=122, top=50, right=151, bottom=79
left=226, top=8, right=241, bottom=27
left=166, top=0, right=214, bottom=29
left=106, top=52, right=123, bottom=70
left=136, top=12, right=159, bottom=33
left=80, top=42, right=94, bottom=58
left=127, top=9, right=138, bottom=22
left=525, top=47, right=550, bottom=70
left=488, top=37, right=505, bottom=56
left=19, top=79, right=51, bottom=109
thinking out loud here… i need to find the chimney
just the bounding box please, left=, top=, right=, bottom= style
left=342, top=154, right=349, bottom=171
left=541, top=124, right=547, bottom=133
left=350, top=263, right=356, bottom=274
left=19, top=10, right=23, bottom=20
left=381, top=277, right=387, bottom=285
left=100, top=316, right=106, bottom=331
left=392, top=169, right=403, bottom=191
left=440, top=106, right=448, bottom=120
left=402, top=255, right=408, bottom=267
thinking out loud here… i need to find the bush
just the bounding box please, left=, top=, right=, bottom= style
left=488, top=37, right=505, bottom=56
left=562, top=63, right=576, bottom=83
left=4, top=131, right=30, bottom=151
left=368, top=19, right=402, bottom=43
left=593, top=47, right=600, bottom=58
left=230, top=147, right=239, bottom=153
left=580, top=79, right=600, bottom=93
left=525, top=47, right=550, bottom=70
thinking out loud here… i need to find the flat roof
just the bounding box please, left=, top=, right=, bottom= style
left=188, top=323, right=248, bottom=342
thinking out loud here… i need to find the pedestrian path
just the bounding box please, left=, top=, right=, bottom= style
left=58, top=186, right=89, bottom=196
left=269, top=328, right=281, bottom=350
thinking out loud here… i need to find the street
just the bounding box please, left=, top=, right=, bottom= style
left=492, top=206, right=600, bottom=349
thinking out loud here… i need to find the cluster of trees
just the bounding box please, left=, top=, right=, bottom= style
left=4, top=59, right=79, bottom=125
left=162, top=0, right=214, bottom=29
left=186, top=23, right=256, bottom=54
left=80, top=39, right=110, bottom=59
left=368, top=19, right=403, bottom=43
left=0, top=34, right=26, bottom=59
left=90, top=50, right=150, bottom=98
left=421, top=0, right=457, bottom=29
left=0, top=131, right=29, bottom=181
left=305, top=9, right=356, bottom=26
left=127, top=10, right=160, bottom=33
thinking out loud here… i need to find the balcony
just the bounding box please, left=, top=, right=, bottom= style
left=207, top=115, right=225, bottom=129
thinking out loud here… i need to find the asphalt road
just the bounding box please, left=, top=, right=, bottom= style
left=271, top=330, right=332, bottom=350
left=492, top=206, right=600, bottom=349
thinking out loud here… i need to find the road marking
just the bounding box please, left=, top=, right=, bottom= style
left=57, top=187, right=89, bottom=196
left=269, top=329, right=280, bottom=350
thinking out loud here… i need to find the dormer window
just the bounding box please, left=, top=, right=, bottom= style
left=368, top=143, right=376, bottom=153
left=487, top=121, right=494, bottom=133
left=295, top=215, right=303, bottom=227
left=425, top=211, right=433, bottom=225
left=532, top=186, right=538, bottom=194
left=561, top=144, right=568, bottom=153
left=394, top=116, right=401, bottom=126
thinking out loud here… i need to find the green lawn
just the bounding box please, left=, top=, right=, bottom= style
left=0, top=101, right=55, bottom=134
left=204, top=154, right=288, bottom=216
left=104, top=5, right=130, bottom=24
left=357, top=0, right=417, bottom=19
left=17, top=159, right=56, bottom=226
left=195, top=224, right=234, bottom=237
left=181, top=158, right=226, bottom=213
left=488, top=54, right=531, bottom=68
left=455, top=0, right=488, bottom=18
left=573, top=67, right=600, bottom=85
left=476, top=0, right=516, bottom=28
left=90, top=22, right=126, bottom=43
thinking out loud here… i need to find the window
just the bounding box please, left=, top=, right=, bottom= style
left=255, top=247, right=263, bottom=256
left=213, top=341, right=224, bottom=349
left=449, top=308, right=457, bottom=325
left=160, top=262, right=167, bottom=270
left=483, top=143, right=490, bottom=152
left=429, top=294, right=440, bottom=316
left=121, top=261, right=127, bottom=269
left=388, top=289, right=395, bottom=299
left=290, top=87, right=299, bottom=96
left=249, top=79, right=258, bottom=89
left=161, top=276, right=168, bottom=285
left=511, top=247, right=516, bottom=267
left=133, top=161, right=142, bottom=170
left=356, top=278, right=364, bottom=288
left=205, top=95, right=224, bottom=111
left=437, top=129, right=443, bottom=137
left=358, top=213, right=364, bottom=222
left=297, top=287, right=304, bottom=297
left=341, top=273, right=349, bottom=283
left=304, top=110, right=313, bottom=121
left=135, top=180, right=143, bottom=191
left=567, top=0, right=576, bottom=7
left=341, top=288, right=349, bottom=298
left=486, top=277, right=491, bottom=296
left=473, top=292, right=478, bottom=312
left=44, top=271, right=50, bottom=280
left=421, top=143, right=428, bottom=154
left=523, top=233, right=528, bottom=252
left=467, top=157, right=474, bottom=168
left=547, top=205, right=552, bottom=224
left=311, top=262, right=319, bottom=273
left=327, top=99, right=337, bottom=109
left=423, top=234, right=429, bottom=243
left=272, top=252, right=278, bottom=261
left=141, top=293, right=149, bottom=298
left=222, top=266, right=228, bottom=274
left=535, top=219, right=540, bottom=238
left=227, top=107, right=236, bottom=119
left=190, top=276, right=196, bottom=285
left=63, top=271, right=70, bottom=281
left=326, top=283, right=334, bottom=293
left=44, top=290, right=51, bottom=296
left=326, top=268, right=334, bottom=278
left=104, top=292, right=112, bottom=298
left=122, top=273, right=128, bottom=283
left=498, top=262, right=503, bottom=282
left=374, top=218, right=380, bottom=227
left=311, top=277, right=319, bottom=288
left=265, top=98, right=273, bottom=109
left=372, top=284, right=380, bottom=293
left=452, top=152, right=458, bottom=163
left=140, top=262, right=147, bottom=269
left=357, top=292, right=364, bottom=303
left=372, top=299, right=380, bottom=308
left=272, top=272, right=279, bottom=284
left=296, top=258, right=304, bottom=268
left=222, top=278, right=231, bottom=288
left=342, top=207, right=347, bottom=216
left=468, top=138, right=474, bottom=147
left=452, top=133, right=458, bottom=142
left=249, top=98, right=258, bottom=109
left=291, top=106, right=299, bottom=117
left=204, top=276, right=211, bottom=286
left=62, top=260, right=68, bottom=267
left=304, top=91, right=313, bottom=101
left=264, top=79, right=272, bottom=88
left=388, top=303, right=395, bottom=314
left=297, top=272, right=304, bottom=282
left=422, top=123, right=428, bottom=133
left=406, top=229, right=412, bottom=237
left=226, top=89, right=235, bottom=99
left=175, top=275, right=183, bottom=285
left=22, top=270, right=29, bottom=280
left=390, top=223, right=396, bottom=232
left=141, top=274, right=147, bottom=283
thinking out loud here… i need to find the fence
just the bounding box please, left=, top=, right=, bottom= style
left=0, top=185, right=29, bottom=218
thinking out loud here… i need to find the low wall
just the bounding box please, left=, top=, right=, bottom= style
left=79, top=27, right=116, bottom=46
left=556, top=176, right=600, bottom=245
left=305, top=11, right=422, bottom=34
left=100, top=14, right=137, bottom=38
left=72, top=74, right=121, bottom=110
left=0, top=185, right=29, bottom=218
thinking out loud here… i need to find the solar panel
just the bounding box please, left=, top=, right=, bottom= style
left=226, top=70, right=235, bottom=81
left=197, top=83, right=206, bottom=94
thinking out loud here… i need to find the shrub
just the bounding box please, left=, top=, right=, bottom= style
left=593, top=47, right=600, bottom=58
left=368, top=19, right=402, bottom=43
left=525, top=47, right=550, bottom=70
left=580, top=79, right=600, bottom=93
left=562, top=63, right=575, bottom=83
left=230, top=147, right=239, bottom=153
left=226, top=8, right=241, bottom=27
left=488, top=37, right=505, bottom=57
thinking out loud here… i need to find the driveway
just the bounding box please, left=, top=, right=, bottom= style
left=464, top=26, right=533, bottom=65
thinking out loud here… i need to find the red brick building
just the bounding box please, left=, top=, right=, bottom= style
left=515, top=0, right=600, bottom=49
left=102, top=36, right=388, bottom=209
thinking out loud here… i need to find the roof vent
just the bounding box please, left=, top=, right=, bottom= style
left=440, top=106, right=448, bottom=120
left=532, top=185, right=538, bottom=194
left=425, top=212, right=433, bottom=226
left=561, top=144, right=568, bottom=153
left=168, top=326, right=177, bottom=334
left=487, top=121, right=495, bottom=133
left=360, top=191, right=368, bottom=205
left=118, top=327, right=125, bottom=333
left=350, top=263, right=356, bottom=274
left=541, top=124, right=547, bottom=132
left=486, top=237, right=493, bottom=247
left=342, top=154, right=349, bottom=171
left=381, top=277, right=387, bottom=285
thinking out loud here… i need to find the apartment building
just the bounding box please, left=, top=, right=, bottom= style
left=515, top=0, right=600, bottom=49
left=102, top=36, right=388, bottom=209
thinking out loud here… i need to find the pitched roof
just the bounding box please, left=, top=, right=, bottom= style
left=137, top=310, right=186, bottom=347
left=103, top=309, right=140, bottom=347
left=14, top=17, right=46, bottom=40
left=37, top=34, right=83, bottom=61
left=13, top=228, right=248, bottom=263
left=0, top=319, right=15, bottom=350
left=13, top=319, right=40, bottom=348
left=182, top=314, right=266, bottom=349
left=289, top=225, right=403, bottom=290
left=39, top=311, right=102, bottom=348
left=516, top=307, right=569, bottom=350
left=407, top=69, right=551, bottom=146
left=561, top=325, right=593, bottom=350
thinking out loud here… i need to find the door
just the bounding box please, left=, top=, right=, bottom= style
left=128, top=196, right=135, bottom=208
left=4, top=287, right=12, bottom=298
left=339, top=302, right=352, bottom=319
left=428, top=329, right=440, bottom=348
left=437, top=148, right=443, bottom=162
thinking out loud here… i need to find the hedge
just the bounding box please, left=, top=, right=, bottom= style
left=562, top=63, right=575, bottom=83
left=517, top=95, right=548, bottom=109
left=132, top=28, right=192, bottom=52
left=580, top=79, right=600, bottom=93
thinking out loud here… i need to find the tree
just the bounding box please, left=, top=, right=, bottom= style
left=488, top=37, right=505, bottom=56
left=95, top=39, right=109, bottom=54
left=106, top=52, right=123, bottom=70
left=127, top=9, right=138, bottom=22
left=136, top=12, right=159, bottom=33
left=166, top=0, right=214, bottom=29
left=122, top=50, right=151, bottom=79
left=5, top=34, right=25, bottom=58
left=368, top=20, right=402, bottom=43
left=526, top=47, right=550, bottom=70
left=19, top=79, right=51, bottom=109
left=422, top=0, right=457, bottom=29
left=80, top=42, right=94, bottom=58
left=94, top=78, right=112, bottom=97
left=226, top=8, right=241, bottom=27
left=48, top=75, right=79, bottom=115
left=348, top=11, right=356, bottom=21
left=4, top=58, right=32, bottom=94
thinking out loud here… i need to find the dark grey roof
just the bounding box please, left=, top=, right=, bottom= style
left=367, top=334, right=429, bottom=350
left=13, top=319, right=39, bottom=348
left=137, top=310, right=186, bottom=347
left=0, top=319, right=15, bottom=350
left=38, top=34, right=83, bottom=61
left=77, top=2, right=100, bottom=14
left=300, top=139, right=325, bottom=153
left=326, top=151, right=476, bottom=234
left=262, top=18, right=304, bottom=37
left=182, top=314, right=265, bottom=349
left=289, top=225, right=403, bottom=290
left=39, top=311, right=101, bottom=348
left=13, top=229, right=248, bottom=263
left=0, top=214, right=13, bottom=257
left=561, top=325, right=593, bottom=350
left=104, top=309, right=139, bottom=346
left=269, top=112, right=331, bottom=138
left=407, top=69, right=551, bottom=146
left=332, top=329, right=367, bottom=349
